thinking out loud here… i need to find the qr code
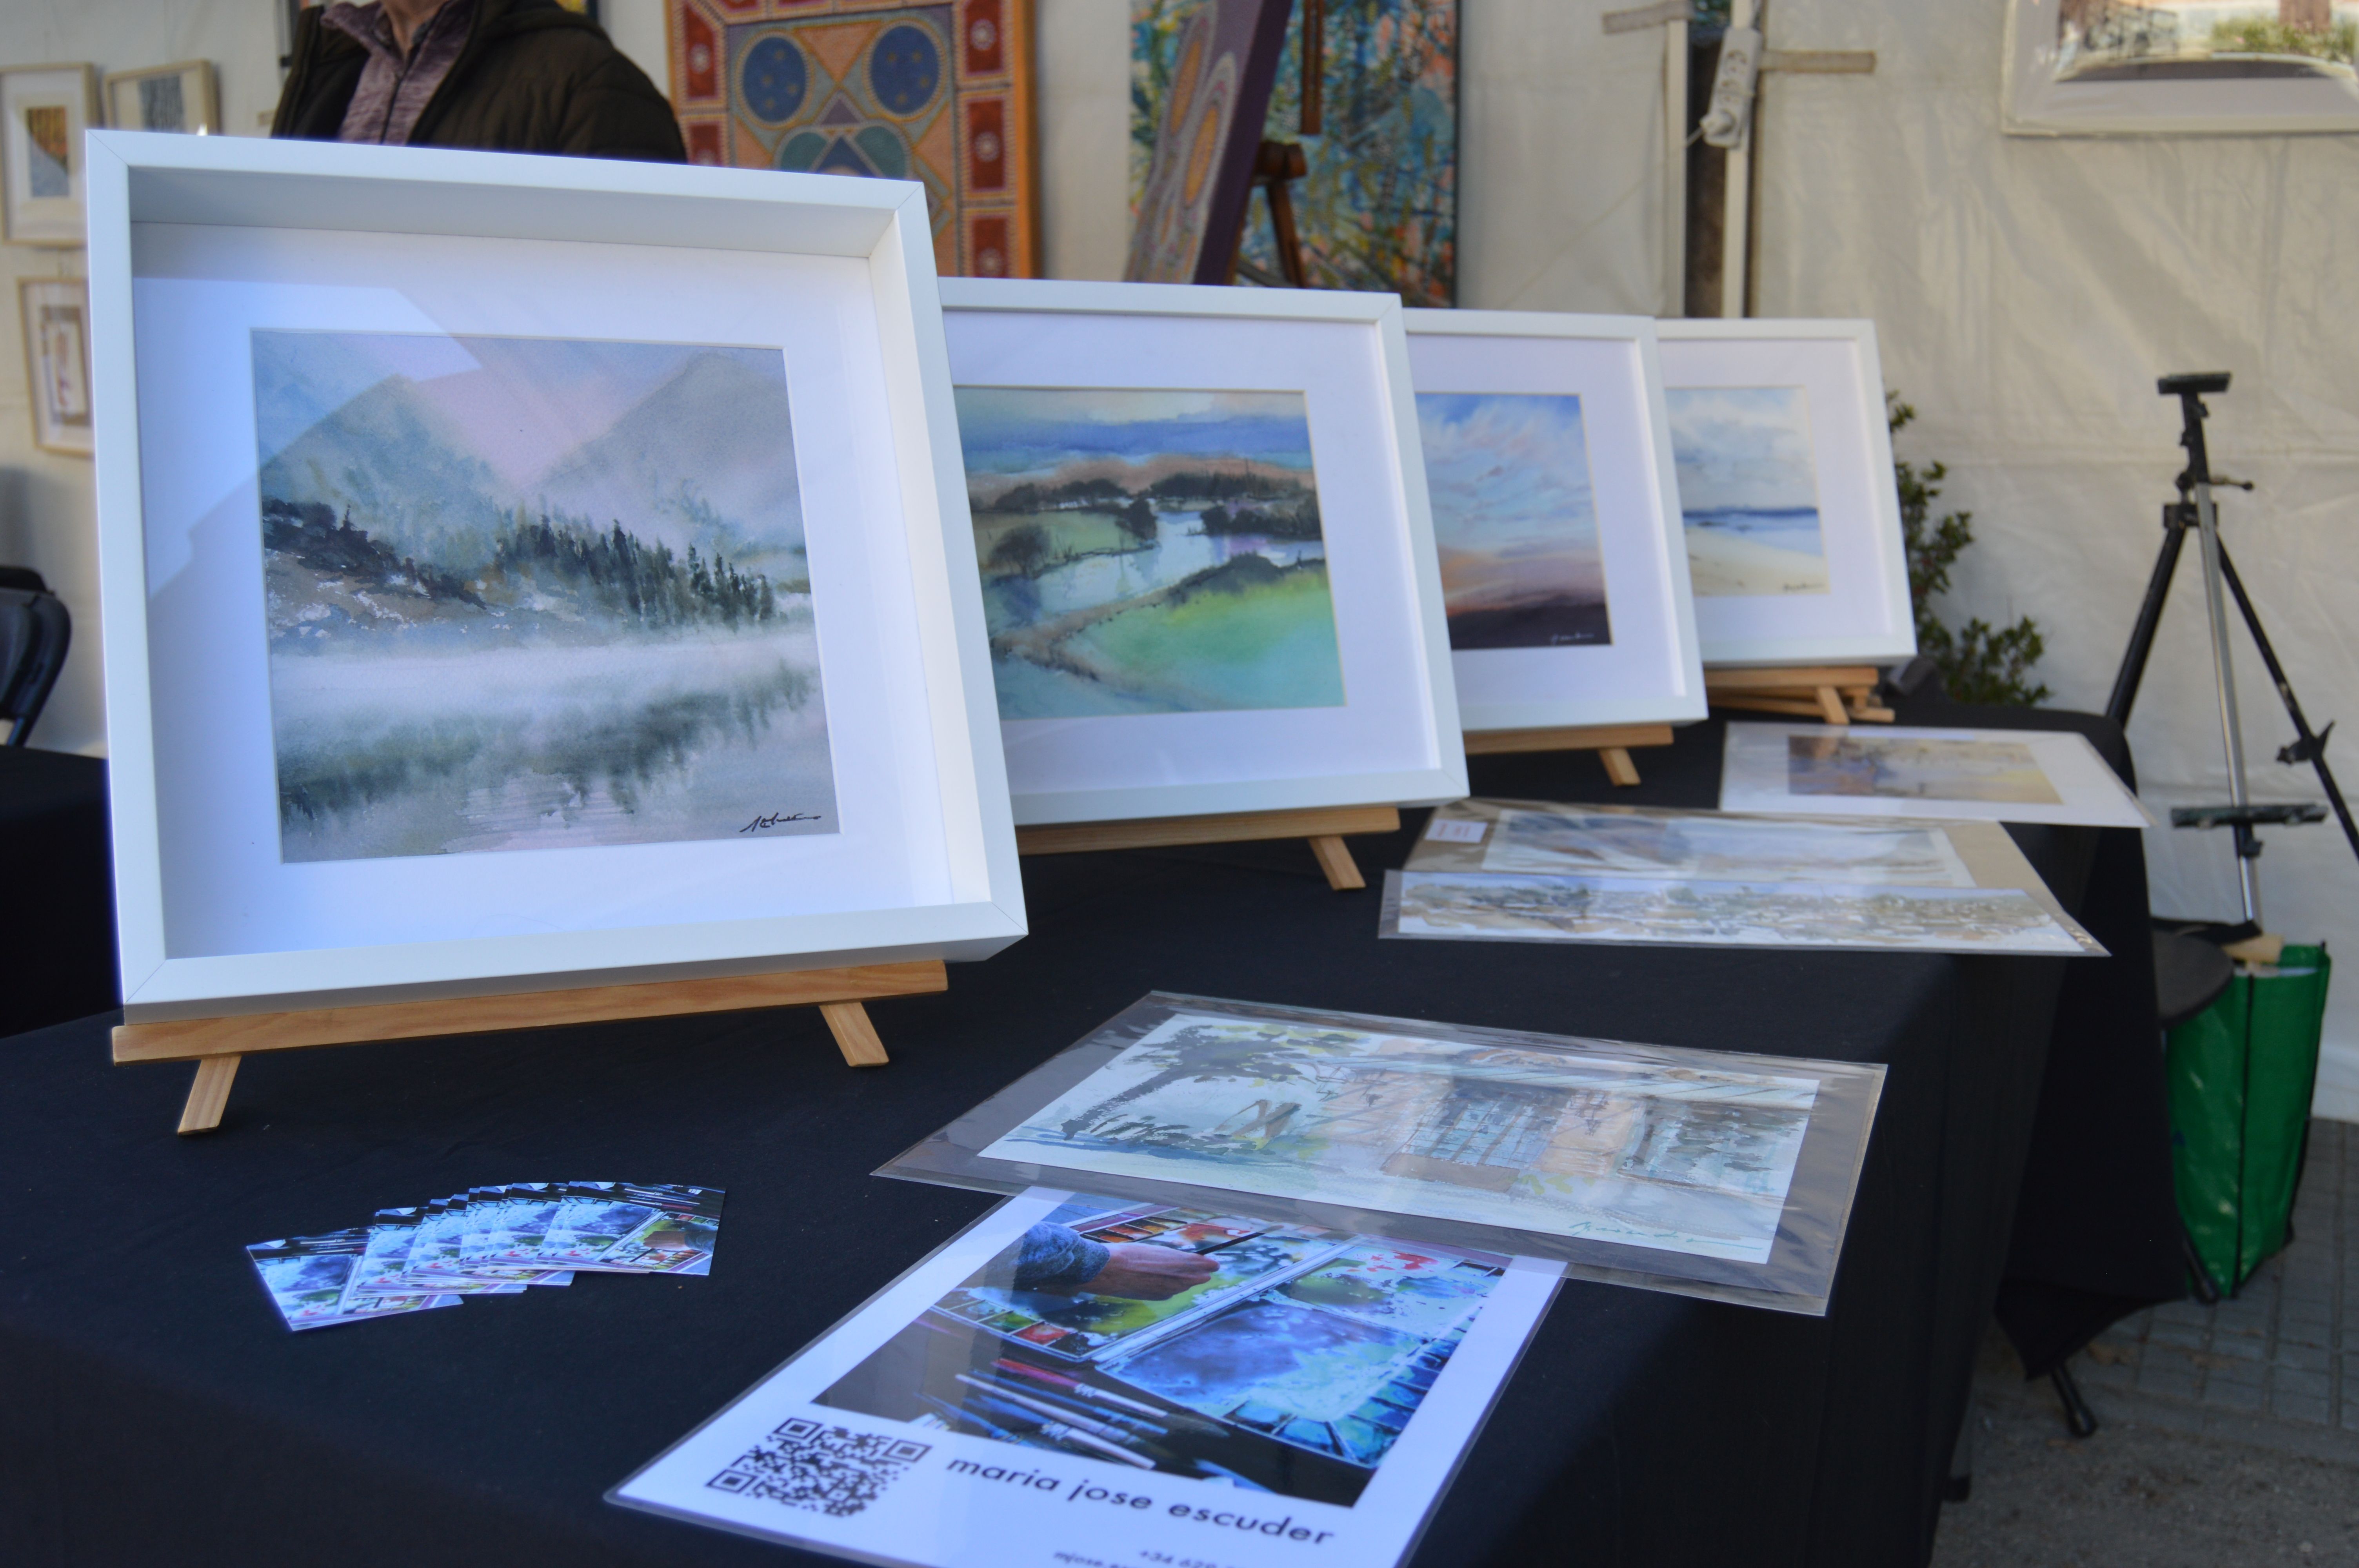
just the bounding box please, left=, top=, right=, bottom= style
left=707, top=1417, right=931, bottom=1517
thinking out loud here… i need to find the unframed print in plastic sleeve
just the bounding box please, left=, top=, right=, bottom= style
left=1719, top=722, right=2152, bottom=829
left=611, top=1190, right=1562, bottom=1568
left=877, top=994, right=1886, bottom=1315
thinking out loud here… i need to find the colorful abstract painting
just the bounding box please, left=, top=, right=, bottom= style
left=668, top=0, right=1037, bottom=278
left=1132, top=0, right=1457, bottom=303
left=254, top=330, right=836, bottom=862
left=1416, top=392, right=1610, bottom=650
left=1664, top=385, right=1828, bottom=598
left=955, top=387, right=1345, bottom=719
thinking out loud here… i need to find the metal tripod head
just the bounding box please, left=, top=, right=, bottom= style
left=2159, top=372, right=2229, bottom=497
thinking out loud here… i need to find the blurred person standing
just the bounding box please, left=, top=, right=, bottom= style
left=272, top=0, right=684, bottom=162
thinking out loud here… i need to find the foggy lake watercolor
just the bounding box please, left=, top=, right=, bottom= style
left=253, top=330, right=836, bottom=863
left=1664, top=385, right=1828, bottom=597
left=953, top=387, right=1346, bottom=719
left=1416, top=392, right=1612, bottom=650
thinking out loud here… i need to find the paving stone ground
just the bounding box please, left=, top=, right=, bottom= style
left=1933, top=1120, right=2359, bottom=1567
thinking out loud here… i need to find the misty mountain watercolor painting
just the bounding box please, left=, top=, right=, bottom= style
left=253, top=330, right=836, bottom=864
left=955, top=387, right=1346, bottom=719
left=1416, top=392, right=1611, bottom=650
left=1664, top=385, right=1828, bottom=598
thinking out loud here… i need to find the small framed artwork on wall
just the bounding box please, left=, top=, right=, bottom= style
left=1654, top=319, right=1915, bottom=668
left=2, top=65, right=100, bottom=246
left=104, top=62, right=221, bottom=136
left=2003, top=0, right=2359, bottom=135
left=1402, top=309, right=1705, bottom=733
left=20, top=278, right=93, bottom=456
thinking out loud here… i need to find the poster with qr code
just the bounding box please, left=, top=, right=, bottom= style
left=611, top=1189, right=1562, bottom=1568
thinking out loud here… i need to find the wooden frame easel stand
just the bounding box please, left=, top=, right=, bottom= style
left=1461, top=722, right=1675, bottom=786
left=1017, top=804, right=1399, bottom=891
left=1705, top=665, right=1893, bottom=725
left=115, top=960, right=948, bottom=1136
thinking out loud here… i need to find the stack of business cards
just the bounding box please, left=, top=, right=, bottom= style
left=247, top=1181, right=725, bottom=1331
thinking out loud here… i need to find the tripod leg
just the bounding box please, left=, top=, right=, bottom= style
left=2216, top=543, right=2359, bottom=867
left=2105, top=508, right=2187, bottom=728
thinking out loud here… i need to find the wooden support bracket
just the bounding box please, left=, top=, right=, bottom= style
left=1016, top=804, right=1401, bottom=892
left=1462, top=722, right=1675, bottom=786
left=1705, top=665, right=1894, bottom=725
left=119, top=960, right=947, bottom=1135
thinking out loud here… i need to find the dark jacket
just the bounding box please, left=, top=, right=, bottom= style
left=271, top=0, right=685, bottom=162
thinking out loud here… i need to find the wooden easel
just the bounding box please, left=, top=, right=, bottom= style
left=1705, top=665, right=1894, bottom=725
left=1461, top=722, right=1676, bottom=787
left=1016, top=804, right=1399, bottom=891
left=114, top=960, right=947, bottom=1136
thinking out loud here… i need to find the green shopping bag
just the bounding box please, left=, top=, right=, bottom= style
left=2166, top=944, right=2333, bottom=1294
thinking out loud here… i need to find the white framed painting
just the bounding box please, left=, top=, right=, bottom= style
left=1402, top=310, right=1704, bottom=733
left=2, top=65, right=99, bottom=246
left=86, top=131, right=1025, bottom=1022
left=20, top=278, right=93, bottom=456
left=1719, top=722, right=2154, bottom=829
left=938, top=277, right=1467, bottom=826
left=104, top=60, right=221, bottom=136
left=2003, top=0, right=2359, bottom=136
left=1654, top=319, right=1915, bottom=669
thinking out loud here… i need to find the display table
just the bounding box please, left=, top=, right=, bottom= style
left=0, top=717, right=2165, bottom=1567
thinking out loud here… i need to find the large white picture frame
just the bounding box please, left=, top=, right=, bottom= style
left=88, top=132, right=1025, bottom=1022
left=2003, top=0, right=2359, bottom=136
left=938, top=278, right=1467, bottom=826
left=1655, top=319, right=1915, bottom=669
left=1402, top=309, right=1705, bottom=732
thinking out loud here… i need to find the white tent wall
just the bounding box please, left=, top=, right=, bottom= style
left=1752, top=1, right=2359, bottom=1121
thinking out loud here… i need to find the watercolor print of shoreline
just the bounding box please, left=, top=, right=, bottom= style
left=1664, top=385, right=1828, bottom=597
left=954, top=387, right=1346, bottom=719
left=254, top=330, right=836, bottom=864
left=1788, top=733, right=2063, bottom=806
left=1416, top=392, right=1612, bottom=650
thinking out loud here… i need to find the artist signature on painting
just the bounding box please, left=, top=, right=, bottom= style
left=739, top=811, right=823, bottom=834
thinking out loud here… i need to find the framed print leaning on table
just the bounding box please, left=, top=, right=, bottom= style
left=85, top=132, right=1025, bottom=1028
left=2, top=64, right=99, bottom=245
left=938, top=278, right=1467, bottom=827
left=1655, top=319, right=1915, bottom=668
left=1403, top=309, right=1704, bottom=733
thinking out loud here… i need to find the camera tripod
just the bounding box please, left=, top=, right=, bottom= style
left=2105, top=372, right=2354, bottom=925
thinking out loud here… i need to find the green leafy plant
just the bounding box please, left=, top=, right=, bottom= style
left=1889, top=394, right=2050, bottom=706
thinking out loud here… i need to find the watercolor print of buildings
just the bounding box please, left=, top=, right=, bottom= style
left=1481, top=808, right=1973, bottom=886
left=2055, top=0, right=2359, bottom=82
left=1416, top=392, right=1612, bottom=650
left=986, top=1016, right=1819, bottom=1263
left=1663, top=385, right=1827, bottom=597
left=1391, top=871, right=2084, bottom=954
left=954, top=387, right=1347, bottom=719
left=254, top=330, right=835, bottom=863
left=1787, top=733, right=2064, bottom=805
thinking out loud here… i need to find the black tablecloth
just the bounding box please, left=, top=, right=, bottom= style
left=0, top=745, right=116, bottom=1037
left=0, top=716, right=2167, bottom=1567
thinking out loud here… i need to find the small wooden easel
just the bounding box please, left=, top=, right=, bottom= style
left=114, top=960, right=947, bottom=1136
left=1461, top=722, right=1676, bottom=786
left=1016, top=804, right=1399, bottom=891
left=1705, top=665, right=1894, bottom=725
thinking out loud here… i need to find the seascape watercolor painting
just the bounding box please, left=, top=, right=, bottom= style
left=1664, top=385, right=1827, bottom=597
left=254, top=329, right=836, bottom=863
left=955, top=387, right=1346, bottom=719
left=1385, top=870, right=2094, bottom=955
left=1472, top=806, right=1972, bottom=886
left=1788, top=733, right=2063, bottom=806
left=982, top=1012, right=1821, bottom=1263
left=1415, top=392, right=1611, bottom=650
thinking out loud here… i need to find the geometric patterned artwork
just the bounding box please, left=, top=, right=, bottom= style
left=1125, top=0, right=1293, bottom=283
left=667, top=0, right=1038, bottom=278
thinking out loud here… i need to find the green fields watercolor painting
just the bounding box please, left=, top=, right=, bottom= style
left=253, top=330, right=836, bottom=864
left=954, top=387, right=1347, bottom=720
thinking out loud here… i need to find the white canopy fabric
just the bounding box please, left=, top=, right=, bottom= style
left=1754, top=0, right=2359, bottom=1118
